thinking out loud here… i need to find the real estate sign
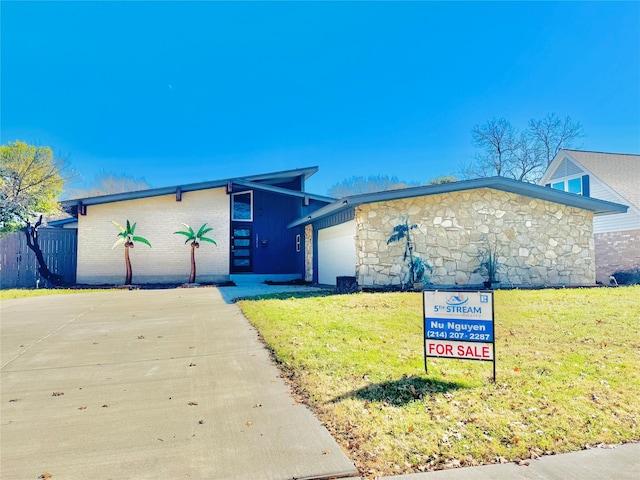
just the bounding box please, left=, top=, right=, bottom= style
left=423, top=291, right=495, bottom=380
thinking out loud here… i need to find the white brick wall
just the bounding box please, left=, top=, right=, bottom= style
left=77, top=188, right=230, bottom=284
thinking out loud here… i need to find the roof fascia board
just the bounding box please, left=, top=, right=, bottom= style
left=242, top=166, right=319, bottom=182
left=60, top=180, right=227, bottom=208
left=287, top=202, right=353, bottom=228
left=231, top=179, right=335, bottom=202
left=60, top=166, right=321, bottom=210
left=288, top=176, right=627, bottom=228
left=485, top=177, right=626, bottom=215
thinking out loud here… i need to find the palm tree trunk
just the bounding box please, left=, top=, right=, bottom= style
left=189, top=244, right=196, bottom=283
left=125, top=246, right=132, bottom=285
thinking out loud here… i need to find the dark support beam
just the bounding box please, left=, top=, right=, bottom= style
left=226, top=181, right=233, bottom=194
left=78, top=201, right=86, bottom=216
left=176, top=187, right=182, bottom=202
left=304, top=196, right=310, bottom=206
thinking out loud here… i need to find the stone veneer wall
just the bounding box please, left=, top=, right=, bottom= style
left=355, top=188, right=595, bottom=287
left=594, top=229, right=640, bottom=284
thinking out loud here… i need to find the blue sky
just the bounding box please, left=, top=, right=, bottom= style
left=2, top=1, right=639, bottom=197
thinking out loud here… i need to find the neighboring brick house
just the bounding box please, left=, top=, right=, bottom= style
left=61, top=167, right=333, bottom=285
left=540, top=150, right=640, bottom=284
left=289, top=177, right=626, bottom=288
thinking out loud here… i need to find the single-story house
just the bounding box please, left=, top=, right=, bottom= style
left=61, top=166, right=627, bottom=288
left=61, top=167, right=333, bottom=285
left=540, top=149, right=640, bottom=284
left=288, top=177, right=627, bottom=288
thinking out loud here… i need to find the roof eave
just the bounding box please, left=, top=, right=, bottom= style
left=287, top=176, right=628, bottom=227
left=231, top=179, right=334, bottom=203
left=60, top=166, right=322, bottom=212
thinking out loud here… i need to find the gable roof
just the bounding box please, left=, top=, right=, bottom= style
left=546, top=149, right=640, bottom=210
left=288, top=176, right=628, bottom=228
left=61, top=166, right=333, bottom=216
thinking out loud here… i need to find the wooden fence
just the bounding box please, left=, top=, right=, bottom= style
left=0, top=229, right=77, bottom=288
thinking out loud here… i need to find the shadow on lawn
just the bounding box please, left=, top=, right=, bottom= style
left=332, top=375, right=466, bottom=406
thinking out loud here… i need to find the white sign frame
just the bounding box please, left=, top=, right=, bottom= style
left=423, top=290, right=496, bottom=381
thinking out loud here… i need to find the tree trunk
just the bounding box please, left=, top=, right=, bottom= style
left=189, top=244, right=196, bottom=283
left=124, top=246, right=132, bottom=285
left=24, top=216, right=65, bottom=287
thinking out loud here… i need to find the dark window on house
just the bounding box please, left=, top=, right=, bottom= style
left=232, top=191, right=253, bottom=221
left=295, top=234, right=301, bottom=252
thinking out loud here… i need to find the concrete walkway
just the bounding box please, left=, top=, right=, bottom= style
left=379, top=442, right=639, bottom=480
left=1, top=288, right=357, bottom=479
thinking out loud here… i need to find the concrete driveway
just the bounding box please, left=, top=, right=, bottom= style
left=1, top=288, right=357, bottom=480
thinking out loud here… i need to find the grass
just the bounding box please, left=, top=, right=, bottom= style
left=0, top=287, right=116, bottom=300
left=238, top=287, right=640, bottom=477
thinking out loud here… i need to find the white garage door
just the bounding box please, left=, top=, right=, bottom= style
left=317, top=220, right=356, bottom=285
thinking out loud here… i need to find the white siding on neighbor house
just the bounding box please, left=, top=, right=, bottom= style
left=590, top=179, right=640, bottom=233
left=317, top=220, right=356, bottom=285
left=546, top=157, right=585, bottom=181
left=77, top=188, right=230, bottom=284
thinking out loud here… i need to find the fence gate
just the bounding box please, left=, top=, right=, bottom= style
left=0, top=229, right=77, bottom=288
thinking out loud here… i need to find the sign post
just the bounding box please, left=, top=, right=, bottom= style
left=423, top=290, right=496, bottom=381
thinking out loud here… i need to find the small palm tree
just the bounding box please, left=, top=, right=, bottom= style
left=112, top=220, right=151, bottom=285
left=174, top=223, right=217, bottom=284
left=387, top=218, right=431, bottom=289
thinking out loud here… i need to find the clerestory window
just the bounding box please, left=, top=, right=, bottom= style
left=231, top=191, right=253, bottom=221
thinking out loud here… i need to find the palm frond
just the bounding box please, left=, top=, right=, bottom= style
left=181, top=223, right=195, bottom=235
left=112, top=237, right=125, bottom=249
left=132, top=236, right=151, bottom=248
left=200, top=237, right=217, bottom=245
left=196, top=223, right=212, bottom=238
left=387, top=225, right=407, bottom=245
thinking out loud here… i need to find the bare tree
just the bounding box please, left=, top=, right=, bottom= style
left=528, top=113, right=585, bottom=167
left=469, top=118, right=517, bottom=178
left=465, top=114, right=585, bottom=183
left=510, top=132, right=541, bottom=182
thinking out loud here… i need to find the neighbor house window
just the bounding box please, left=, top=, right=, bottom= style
left=567, top=177, right=582, bottom=194
left=232, top=191, right=253, bottom=221
left=547, top=175, right=589, bottom=197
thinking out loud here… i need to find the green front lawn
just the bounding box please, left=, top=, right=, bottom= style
left=238, top=287, right=640, bottom=477
left=0, top=288, right=115, bottom=300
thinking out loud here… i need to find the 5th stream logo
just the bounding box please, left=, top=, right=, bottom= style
left=433, top=293, right=489, bottom=314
